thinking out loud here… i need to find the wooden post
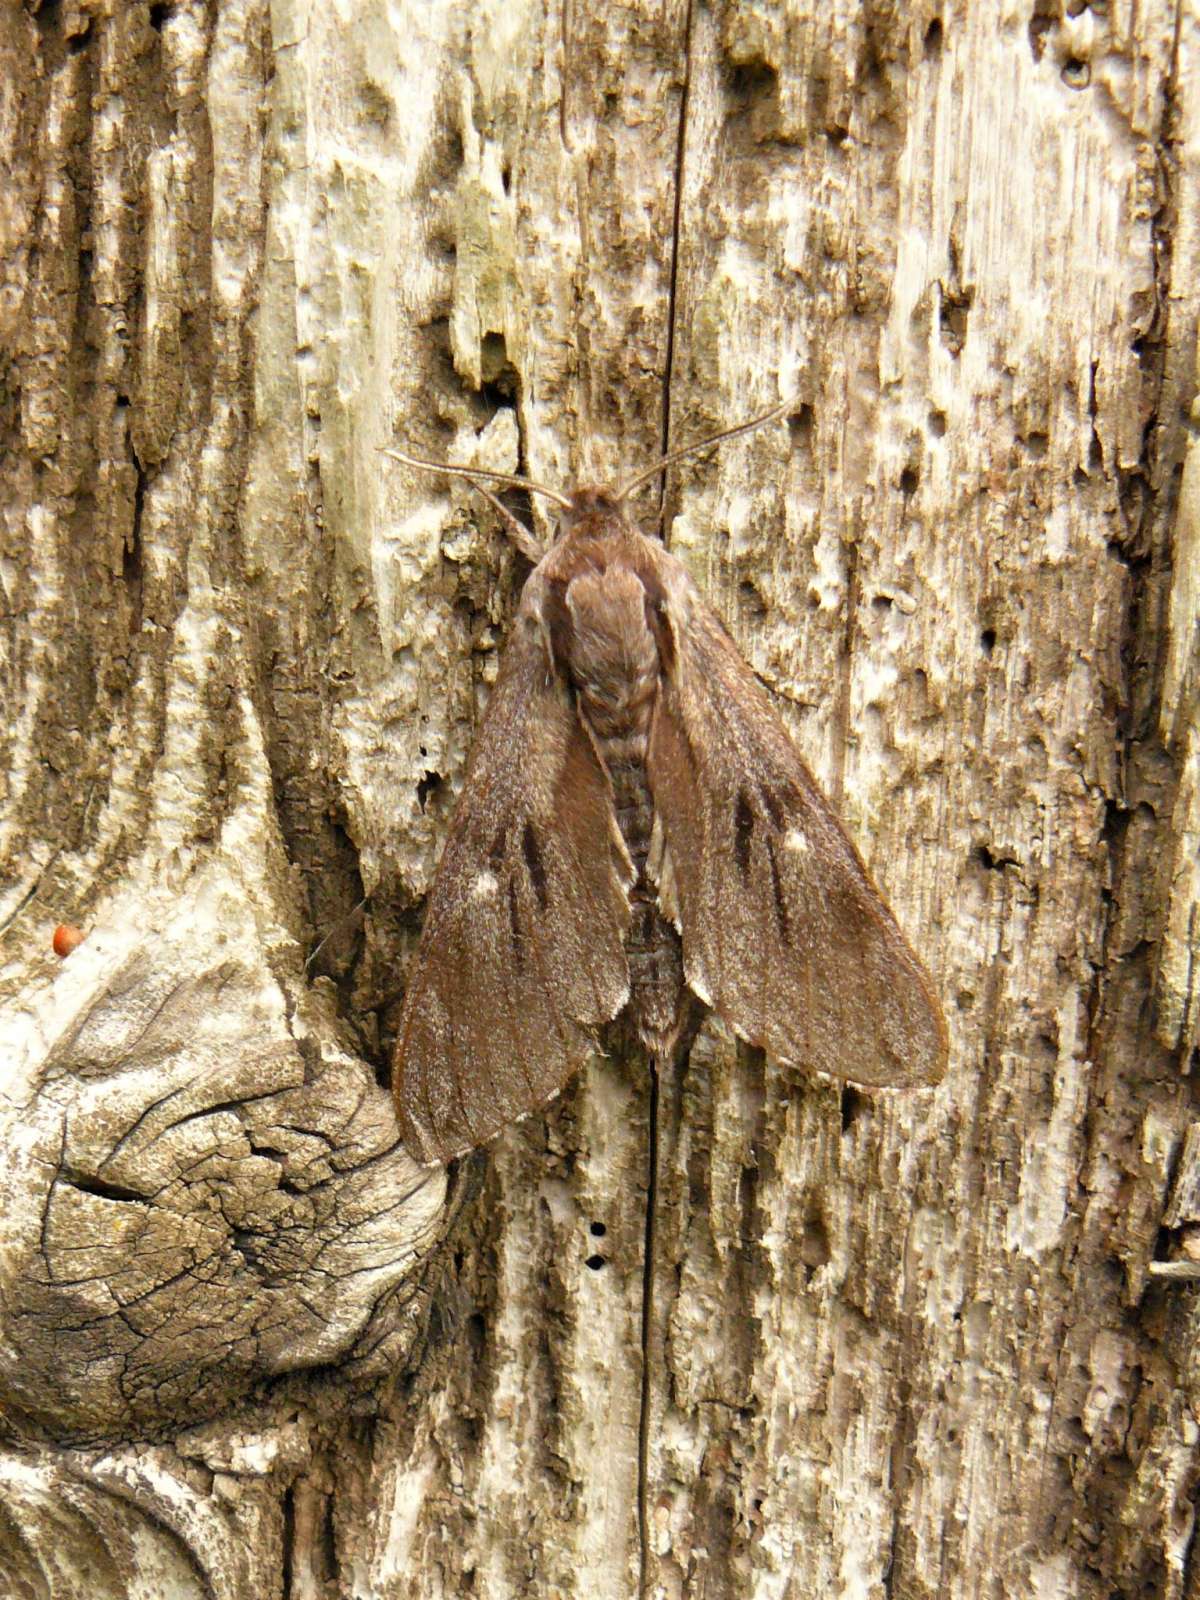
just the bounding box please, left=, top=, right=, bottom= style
left=1, top=3, right=1198, bottom=1596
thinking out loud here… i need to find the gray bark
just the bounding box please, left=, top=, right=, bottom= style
left=2, top=1, right=1199, bottom=1597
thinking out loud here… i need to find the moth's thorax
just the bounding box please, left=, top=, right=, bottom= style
left=544, top=516, right=666, bottom=748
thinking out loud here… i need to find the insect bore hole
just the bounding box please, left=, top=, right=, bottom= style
left=840, top=1086, right=868, bottom=1132
left=786, top=402, right=815, bottom=449
left=585, top=1254, right=606, bottom=1271
left=798, top=1216, right=831, bottom=1270
left=589, top=1221, right=607, bottom=1237
left=417, top=771, right=444, bottom=811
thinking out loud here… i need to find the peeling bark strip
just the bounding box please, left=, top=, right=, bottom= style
left=1, top=1, right=1200, bottom=1598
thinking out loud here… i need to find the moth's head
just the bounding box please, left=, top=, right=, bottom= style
left=556, top=486, right=630, bottom=543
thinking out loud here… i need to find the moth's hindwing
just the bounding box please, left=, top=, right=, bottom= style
left=393, top=573, right=633, bottom=1164
left=644, top=545, right=947, bottom=1088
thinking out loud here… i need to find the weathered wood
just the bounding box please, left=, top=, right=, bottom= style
left=1, top=0, right=1199, bottom=1596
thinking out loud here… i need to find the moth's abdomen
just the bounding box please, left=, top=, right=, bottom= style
left=558, top=554, right=692, bottom=1060
left=604, top=752, right=691, bottom=1059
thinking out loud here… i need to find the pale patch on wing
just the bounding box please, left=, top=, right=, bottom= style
left=783, top=827, right=810, bottom=854
left=471, top=869, right=500, bottom=899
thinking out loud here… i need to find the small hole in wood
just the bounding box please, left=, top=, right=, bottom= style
left=840, top=1087, right=867, bottom=1132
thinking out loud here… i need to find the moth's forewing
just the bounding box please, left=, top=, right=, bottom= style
left=393, top=572, right=633, bottom=1164
left=643, top=543, right=947, bottom=1088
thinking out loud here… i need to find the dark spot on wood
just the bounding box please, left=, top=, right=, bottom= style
left=734, top=791, right=754, bottom=875
left=590, top=1221, right=607, bottom=1237
left=523, top=821, right=549, bottom=908
left=585, top=1254, right=606, bottom=1271
left=787, top=403, right=815, bottom=452
left=480, top=331, right=519, bottom=407
left=799, top=1216, right=830, bottom=1268
left=1028, top=3, right=1054, bottom=60
left=974, top=842, right=1018, bottom=871
left=725, top=57, right=777, bottom=110
left=939, top=282, right=973, bottom=356
left=840, top=1087, right=867, bottom=1131
left=416, top=771, right=443, bottom=810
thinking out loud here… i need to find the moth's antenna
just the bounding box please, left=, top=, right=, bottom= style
left=380, top=447, right=573, bottom=510
left=382, top=446, right=562, bottom=563
left=470, top=482, right=547, bottom=564
left=613, top=395, right=797, bottom=505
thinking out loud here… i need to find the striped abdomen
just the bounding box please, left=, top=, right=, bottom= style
left=562, top=552, right=693, bottom=1061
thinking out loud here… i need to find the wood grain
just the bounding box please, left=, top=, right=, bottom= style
left=1, top=1, right=1198, bottom=1596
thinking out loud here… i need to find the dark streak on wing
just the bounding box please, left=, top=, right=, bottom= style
left=522, top=821, right=550, bottom=909
left=760, top=783, right=786, bottom=831
left=733, top=790, right=754, bottom=877
left=766, top=838, right=791, bottom=946
left=507, top=875, right=523, bottom=962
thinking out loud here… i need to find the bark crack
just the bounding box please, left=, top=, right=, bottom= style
left=830, top=535, right=861, bottom=811
left=637, top=1054, right=660, bottom=1599
left=638, top=13, right=695, bottom=1585
left=658, top=0, right=695, bottom=479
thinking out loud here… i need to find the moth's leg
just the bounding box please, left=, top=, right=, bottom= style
left=475, top=483, right=546, bottom=564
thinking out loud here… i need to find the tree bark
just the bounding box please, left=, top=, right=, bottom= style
left=2, top=1, right=1199, bottom=1597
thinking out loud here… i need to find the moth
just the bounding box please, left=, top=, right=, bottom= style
left=385, top=402, right=947, bottom=1165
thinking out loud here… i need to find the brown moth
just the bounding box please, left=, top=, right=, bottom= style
left=385, top=404, right=947, bottom=1165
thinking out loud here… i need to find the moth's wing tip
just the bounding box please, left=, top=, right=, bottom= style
left=909, top=980, right=951, bottom=1086
left=924, top=1030, right=951, bottom=1086
left=396, top=1054, right=601, bottom=1168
